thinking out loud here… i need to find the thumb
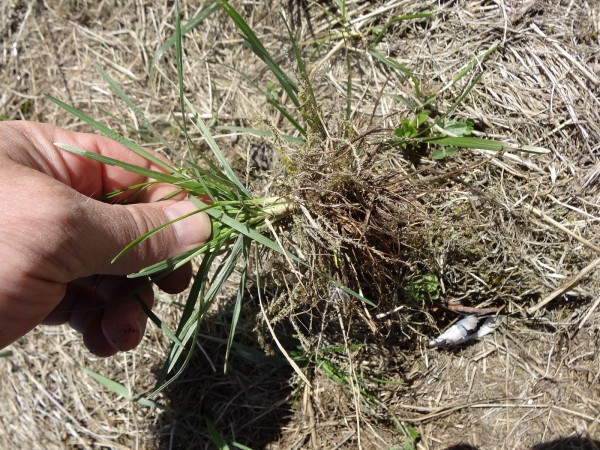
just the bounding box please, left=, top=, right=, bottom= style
left=76, top=200, right=212, bottom=276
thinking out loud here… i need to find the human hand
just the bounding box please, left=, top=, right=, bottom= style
left=0, top=121, right=211, bottom=356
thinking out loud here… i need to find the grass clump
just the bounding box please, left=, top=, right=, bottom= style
left=46, top=0, right=561, bottom=447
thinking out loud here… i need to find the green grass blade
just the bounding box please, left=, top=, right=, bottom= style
left=150, top=2, right=221, bottom=79
left=111, top=204, right=212, bottom=263
left=191, top=197, right=295, bottom=260
left=333, top=0, right=347, bottom=22
left=0, top=350, right=13, bottom=358
left=421, top=136, right=549, bottom=154
left=224, top=238, right=250, bottom=372
left=154, top=235, right=244, bottom=394
left=46, top=95, right=175, bottom=173
left=174, top=239, right=228, bottom=336
left=185, top=97, right=251, bottom=196
left=54, top=143, right=200, bottom=190
left=281, top=14, right=325, bottom=137
left=433, top=42, right=498, bottom=100
left=132, top=246, right=210, bottom=278
left=216, top=125, right=305, bottom=144
left=138, top=299, right=184, bottom=348
left=369, top=50, right=421, bottom=98
left=95, top=63, right=177, bottom=155
left=232, top=443, right=253, bottom=450
left=77, top=365, right=162, bottom=409
left=174, top=0, right=191, bottom=150
left=202, top=234, right=245, bottom=306
left=433, top=71, right=483, bottom=117
left=205, top=418, right=230, bottom=450
left=267, top=98, right=307, bottom=137
left=153, top=255, right=212, bottom=391
left=220, top=0, right=299, bottom=107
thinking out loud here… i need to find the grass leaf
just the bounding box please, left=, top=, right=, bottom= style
left=369, top=50, right=421, bottom=98
left=422, top=136, right=549, bottom=154
left=185, top=99, right=251, bottom=196
left=150, top=2, right=221, bottom=79
left=94, top=64, right=178, bottom=156
left=46, top=95, right=175, bottom=173
left=225, top=238, right=250, bottom=372
left=77, top=364, right=162, bottom=409
left=220, top=0, right=299, bottom=107
left=216, top=125, right=305, bottom=144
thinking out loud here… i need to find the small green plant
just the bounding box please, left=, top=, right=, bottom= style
left=392, top=109, right=475, bottom=159
left=370, top=44, right=548, bottom=159
left=404, top=272, right=440, bottom=303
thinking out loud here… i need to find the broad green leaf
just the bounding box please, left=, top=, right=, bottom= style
left=431, top=146, right=458, bottom=160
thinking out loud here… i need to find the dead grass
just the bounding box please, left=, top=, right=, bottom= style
left=1, top=0, right=600, bottom=449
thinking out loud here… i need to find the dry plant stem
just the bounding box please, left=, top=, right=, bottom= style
left=524, top=203, right=600, bottom=254
left=527, top=257, right=600, bottom=315
left=577, top=294, right=600, bottom=330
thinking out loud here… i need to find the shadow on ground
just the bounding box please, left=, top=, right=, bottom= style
left=445, top=436, right=600, bottom=450
left=153, top=300, right=295, bottom=449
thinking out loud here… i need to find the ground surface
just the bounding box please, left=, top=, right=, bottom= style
left=1, top=1, right=600, bottom=449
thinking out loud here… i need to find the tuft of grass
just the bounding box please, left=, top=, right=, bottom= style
left=47, top=0, right=551, bottom=444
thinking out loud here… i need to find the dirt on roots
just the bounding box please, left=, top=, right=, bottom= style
left=1, top=1, right=600, bottom=449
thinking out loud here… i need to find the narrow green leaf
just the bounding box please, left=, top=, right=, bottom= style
left=220, top=0, right=299, bottom=107
left=450, top=42, right=498, bottom=86
left=205, top=418, right=230, bottom=450
left=132, top=245, right=210, bottom=278
left=174, top=0, right=193, bottom=155
left=0, top=349, right=13, bottom=358
left=45, top=95, right=175, bottom=173
left=112, top=205, right=211, bottom=263
left=137, top=293, right=184, bottom=348
left=369, top=50, right=421, bottom=98
left=185, top=98, right=251, bottom=196
left=422, top=136, right=549, bottom=154
left=95, top=63, right=177, bottom=155
left=191, top=197, right=293, bottom=260
left=216, top=125, right=305, bottom=144
left=232, top=442, right=253, bottom=450
left=150, top=2, right=221, bottom=79
left=77, top=365, right=161, bottom=409
left=225, top=238, right=250, bottom=372
left=154, top=235, right=245, bottom=395
left=281, top=14, right=325, bottom=136
left=267, top=98, right=307, bottom=137
left=54, top=143, right=201, bottom=190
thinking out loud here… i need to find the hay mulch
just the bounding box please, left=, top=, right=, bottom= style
left=1, top=0, right=600, bottom=448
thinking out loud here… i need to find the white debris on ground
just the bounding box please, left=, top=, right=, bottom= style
left=428, top=315, right=502, bottom=349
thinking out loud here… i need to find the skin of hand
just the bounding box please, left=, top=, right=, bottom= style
left=0, top=121, right=211, bottom=356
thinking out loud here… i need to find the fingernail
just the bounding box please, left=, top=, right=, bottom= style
left=165, top=201, right=212, bottom=248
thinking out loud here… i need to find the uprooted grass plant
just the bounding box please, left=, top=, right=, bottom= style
left=46, top=0, right=550, bottom=445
